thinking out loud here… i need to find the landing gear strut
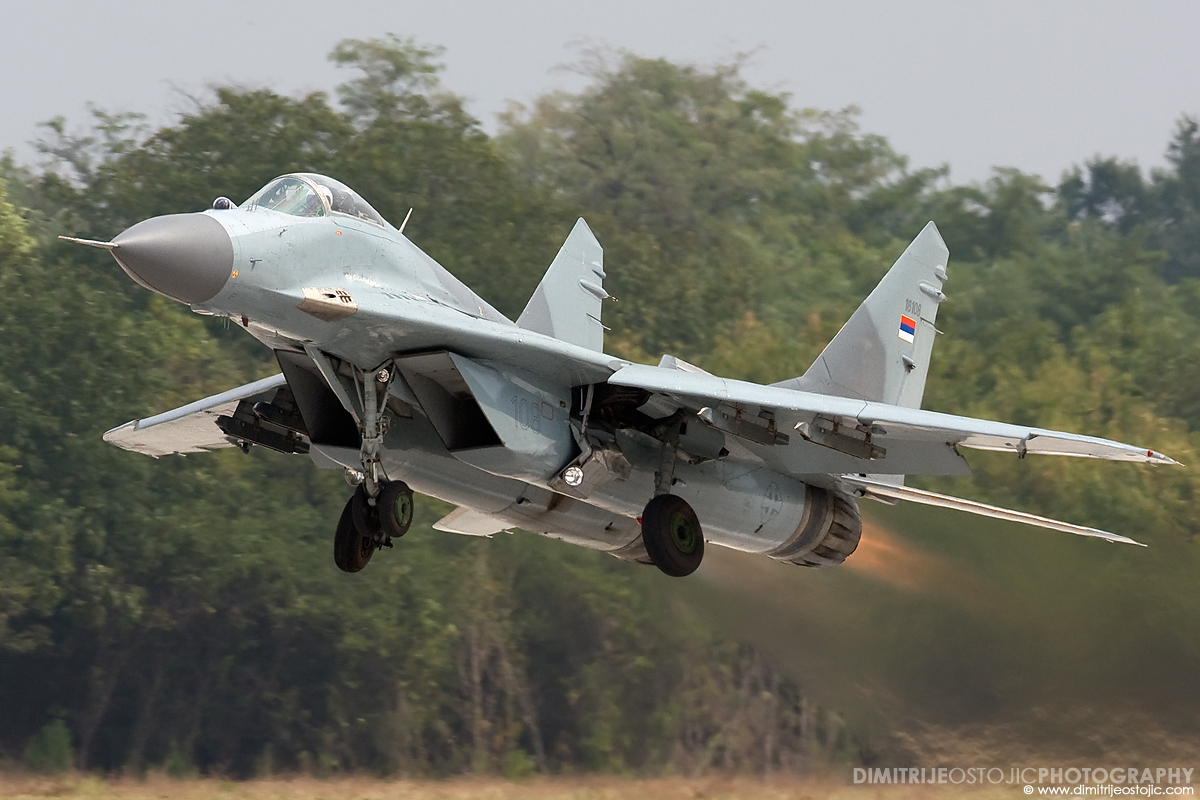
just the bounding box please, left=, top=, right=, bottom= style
left=640, top=494, right=705, bottom=577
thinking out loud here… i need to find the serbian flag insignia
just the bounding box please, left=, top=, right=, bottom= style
left=898, top=314, right=917, bottom=343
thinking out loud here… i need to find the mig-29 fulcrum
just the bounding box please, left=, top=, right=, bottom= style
left=62, top=173, right=1178, bottom=577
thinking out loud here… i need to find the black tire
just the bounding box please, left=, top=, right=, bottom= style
left=334, top=497, right=374, bottom=573
left=640, top=494, right=704, bottom=577
left=378, top=480, right=414, bottom=539
left=351, top=483, right=383, bottom=540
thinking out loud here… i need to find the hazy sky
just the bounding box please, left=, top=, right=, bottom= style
left=4, top=1, right=1198, bottom=185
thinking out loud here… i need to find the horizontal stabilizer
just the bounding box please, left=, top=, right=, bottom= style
left=103, top=374, right=288, bottom=457
left=517, top=218, right=607, bottom=351
left=841, top=474, right=1144, bottom=545
left=432, top=506, right=510, bottom=536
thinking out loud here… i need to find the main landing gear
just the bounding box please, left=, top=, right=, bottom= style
left=640, top=495, right=705, bottom=577
left=334, top=479, right=414, bottom=573
left=638, top=415, right=705, bottom=578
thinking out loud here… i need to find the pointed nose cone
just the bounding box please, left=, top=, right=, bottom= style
left=112, top=213, right=233, bottom=304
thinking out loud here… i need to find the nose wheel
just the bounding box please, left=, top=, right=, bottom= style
left=640, top=494, right=704, bottom=577
left=378, top=479, right=415, bottom=539
left=334, top=479, right=414, bottom=573
left=333, top=362, right=416, bottom=574
left=334, top=498, right=374, bottom=573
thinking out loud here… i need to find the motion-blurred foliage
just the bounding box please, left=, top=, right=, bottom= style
left=1, top=37, right=1199, bottom=776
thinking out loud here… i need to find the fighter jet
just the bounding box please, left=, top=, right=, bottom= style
left=62, top=172, right=1178, bottom=577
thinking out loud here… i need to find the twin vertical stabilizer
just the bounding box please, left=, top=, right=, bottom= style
left=777, top=221, right=950, bottom=409
left=517, top=219, right=607, bottom=352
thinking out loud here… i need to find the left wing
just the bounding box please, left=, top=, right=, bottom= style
left=103, top=374, right=289, bottom=457
left=607, top=362, right=1176, bottom=544
left=609, top=364, right=1177, bottom=465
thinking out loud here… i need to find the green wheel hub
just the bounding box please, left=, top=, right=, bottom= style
left=669, top=512, right=698, bottom=554
left=378, top=480, right=415, bottom=540
left=393, top=492, right=413, bottom=527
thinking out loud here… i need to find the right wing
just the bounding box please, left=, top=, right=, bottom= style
left=103, top=374, right=289, bottom=457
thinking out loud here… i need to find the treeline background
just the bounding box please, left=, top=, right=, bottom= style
left=1, top=36, right=1199, bottom=777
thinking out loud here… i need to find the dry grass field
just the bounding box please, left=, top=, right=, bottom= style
left=0, top=773, right=1031, bottom=800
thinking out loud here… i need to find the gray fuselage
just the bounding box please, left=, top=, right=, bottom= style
left=184, top=203, right=820, bottom=557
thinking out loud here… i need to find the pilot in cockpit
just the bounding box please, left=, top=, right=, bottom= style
left=242, top=174, right=388, bottom=227
left=314, top=184, right=333, bottom=211
left=299, top=184, right=332, bottom=216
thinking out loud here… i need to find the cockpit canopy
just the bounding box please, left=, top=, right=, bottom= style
left=242, top=173, right=388, bottom=228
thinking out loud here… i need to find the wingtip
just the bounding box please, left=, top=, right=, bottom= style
left=1147, top=450, right=1182, bottom=466
left=102, top=420, right=136, bottom=442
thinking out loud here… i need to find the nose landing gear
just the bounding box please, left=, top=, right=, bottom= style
left=334, top=499, right=374, bottom=573
left=332, top=363, right=416, bottom=574
left=378, top=478, right=415, bottom=539
left=334, top=479, right=414, bottom=573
